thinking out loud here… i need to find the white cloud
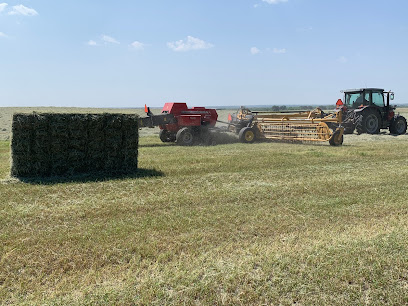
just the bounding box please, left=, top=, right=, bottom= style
left=8, top=4, right=38, bottom=16
left=297, top=26, right=313, bottom=32
left=102, top=35, right=120, bottom=44
left=252, top=47, right=286, bottom=54
left=167, top=36, right=213, bottom=52
left=250, top=47, right=260, bottom=55
left=262, top=0, right=288, bottom=4
left=130, top=41, right=145, bottom=50
left=87, top=40, right=98, bottom=46
left=337, top=56, right=348, bottom=63
left=273, top=48, right=286, bottom=54
left=0, top=3, right=8, bottom=13
left=0, top=32, right=7, bottom=38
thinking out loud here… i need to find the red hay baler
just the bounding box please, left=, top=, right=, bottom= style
left=138, top=102, right=219, bottom=145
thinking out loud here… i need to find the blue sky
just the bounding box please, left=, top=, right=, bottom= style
left=1, top=0, right=408, bottom=107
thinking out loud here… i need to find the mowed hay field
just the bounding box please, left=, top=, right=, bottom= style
left=1, top=108, right=408, bottom=304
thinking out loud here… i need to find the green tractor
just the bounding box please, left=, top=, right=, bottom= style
left=338, top=88, right=407, bottom=135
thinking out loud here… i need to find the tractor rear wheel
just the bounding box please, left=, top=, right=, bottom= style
left=389, top=116, right=407, bottom=135
left=356, top=109, right=381, bottom=134
left=159, top=129, right=176, bottom=142
left=239, top=127, right=256, bottom=143
left=176, top=127, right=195, bottom=146
left=329, top=130, right=343, bottom=146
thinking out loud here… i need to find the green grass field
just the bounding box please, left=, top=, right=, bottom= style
left=1, top=129, right=408, bottom=304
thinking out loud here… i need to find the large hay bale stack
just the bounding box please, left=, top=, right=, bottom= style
left=11, top=113, right=139, bottom=178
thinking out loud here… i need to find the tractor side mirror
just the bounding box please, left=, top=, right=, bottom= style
left=390, top=93, right=394, bottom=100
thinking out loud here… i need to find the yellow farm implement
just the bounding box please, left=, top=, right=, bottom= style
left=228, top=107, right=344, bottom=146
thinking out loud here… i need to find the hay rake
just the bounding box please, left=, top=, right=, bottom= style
left=229, top=107, right=344, bottom=146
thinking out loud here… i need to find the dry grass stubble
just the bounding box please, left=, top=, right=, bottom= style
left=1, top=127, right=408, bottom=304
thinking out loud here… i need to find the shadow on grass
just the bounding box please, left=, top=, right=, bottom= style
left=139, top=132, right=239, bottom=147
left=139, top=143, right=175, bottom=148
left=14, top=168, right=164, bottom=185
left=253, top=138, right=333, bottom=147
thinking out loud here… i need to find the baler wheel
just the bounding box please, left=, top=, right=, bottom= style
left=159, top=129, right=176, bottom=142
left=176, top=127, right=195, bottom=146
left=239, top=127, right=256, bottom=143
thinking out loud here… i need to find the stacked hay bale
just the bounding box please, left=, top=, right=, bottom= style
left=11, top=113, right=139, bottom=178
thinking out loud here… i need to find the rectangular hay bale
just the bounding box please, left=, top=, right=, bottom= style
left=10, top=112, right=139, bottom=178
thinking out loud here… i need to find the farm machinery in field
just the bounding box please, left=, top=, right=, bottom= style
left=138, top=102, right=219, bottom=145
left=138, top=102, right=345, bottom=146
left=137, top=87, right=404, bottom=146
left=336, top=88, right=407, bottom=135
left=228, top=107, right=345, bottom=146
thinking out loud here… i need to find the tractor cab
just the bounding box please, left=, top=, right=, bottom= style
left=343, top=88, right=395, bottom=123
left=339, top=88, right=405, bottom=135
left=343, top=88, right=394, bottom=109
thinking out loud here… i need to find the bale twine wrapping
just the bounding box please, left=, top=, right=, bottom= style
left=11, top=113, right=139, bottom=178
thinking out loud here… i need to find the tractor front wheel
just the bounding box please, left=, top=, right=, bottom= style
left=356, top=109, right=381, bottom=134
left=390, top=116, right=407, bottom=135
left=176, top=127, right=195, bottom=146
left=239, top=127, right=256, bottom=143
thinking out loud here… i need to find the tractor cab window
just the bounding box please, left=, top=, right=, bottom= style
left=345, top=93, right=358, bottom=107
left=364, top=92, right=370, bottom=105
left=372, top=92, right=384, bottom=107
left=345, top=93, right=366, bottom=108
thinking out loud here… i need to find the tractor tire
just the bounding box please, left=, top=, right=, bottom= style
left=329, top=130, right=344, bottom=146
left=176, top=127, right=195, bottom=146
left=159, top=129, right=176, bottom=142
left=238, top=127, right=256, bottom=143
left=355, top=109, right=381, bottom=134
left=389, top=116, right=407, bottom=135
